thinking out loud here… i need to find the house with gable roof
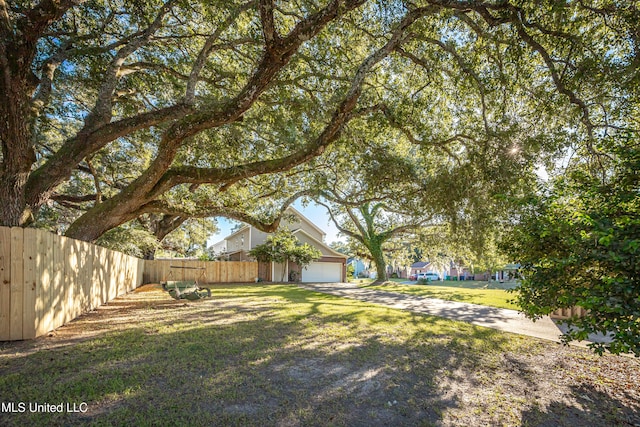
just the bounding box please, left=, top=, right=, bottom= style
left=409, top=261, right=431, bottom=278
left=211, top=207, right=347, bottom=282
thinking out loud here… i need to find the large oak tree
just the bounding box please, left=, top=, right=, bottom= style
left=1, top=0, right=636, bottom=246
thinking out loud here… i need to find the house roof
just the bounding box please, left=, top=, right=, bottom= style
left=224, top=224, right=250, bottom=241
left=216, top=206, right=327, bottom=244
left=292, top=229, right=347, bottom=259
left=285, top=206, right=326, bottom=239
left=225, top=250, right=244, bottom=256
left=410, top=261, right=430, bottom=268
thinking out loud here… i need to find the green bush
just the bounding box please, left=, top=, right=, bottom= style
left=505, top=141, right=640, bottom=356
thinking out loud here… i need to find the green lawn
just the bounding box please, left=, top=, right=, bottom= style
left=0, top=284, right=534, bottom=426
left=0, top=284, right=635, bottom=426
left=366, top=280, right=519, bottom=310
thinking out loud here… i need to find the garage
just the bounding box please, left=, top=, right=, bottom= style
left=301, top=261, right=343, bottom=283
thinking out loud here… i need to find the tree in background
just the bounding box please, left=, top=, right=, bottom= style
left=505, top=139, right=640, bottom=356
left=249, top=229, right=321, bottom=282
left=92, top=216, right=217, bottom=259
left=320, top=197, right=434, bottom=283
left=156, top=218, right=218, bottom=260
left=94, top=226, right=161, bottom=259
left=417, top=223, right=510, bottom=281
left=328, top=241, right=351, bottom=256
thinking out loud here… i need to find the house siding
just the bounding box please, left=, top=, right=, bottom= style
left=282, top=215, right=324, bottom=242
left=294, top=233, right=336, bottom=256
left=211, top=240, right=227, bottom=256
left=227, top=228, right=251, bottom=253
left=250, top=228, right=269, bottom=247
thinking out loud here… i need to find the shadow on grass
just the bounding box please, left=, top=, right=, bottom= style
left=520, top=384, right=640, bottom=427
left=0, top=284, right=636, bottom=426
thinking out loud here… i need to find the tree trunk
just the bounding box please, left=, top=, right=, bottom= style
left=368, top=241, right=387, bottom=283
left=0, top=74, right=36, bottom=226
left=0, top=1, right=72, bottom=226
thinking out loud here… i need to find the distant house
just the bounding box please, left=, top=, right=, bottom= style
left=445, top=263, right=520, bottom=281
left=212, top=207, right=347, bottom=283
left=387, top=264, right=411, bottom=279
left=347, top=258, right=369, bottom=278
left=409, top=261, right=431, bottom=277
left=448, top=265, right=473, bottom=280
left=493, top=264, right=520, bottom=282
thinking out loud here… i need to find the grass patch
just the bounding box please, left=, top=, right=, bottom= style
left=364, top=282, right=519, bottom=310
left=0, top=284, right=524, bottom=425
left=0, top=283, right=637, bottom=426
left=429, top=280, right=518, bottom=290
left=348, top=277, right=375, bottom=285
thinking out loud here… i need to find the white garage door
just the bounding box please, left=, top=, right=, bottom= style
left=301, top=261, right=342, bottom=283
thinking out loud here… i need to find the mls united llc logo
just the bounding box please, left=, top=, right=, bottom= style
left=1, top=402, right=88, bottom=413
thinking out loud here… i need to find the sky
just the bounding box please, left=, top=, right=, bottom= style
left=208, top=200, right=344, bottom=246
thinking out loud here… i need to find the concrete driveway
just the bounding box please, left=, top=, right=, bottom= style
left=298, top=282, right=611, bottom=347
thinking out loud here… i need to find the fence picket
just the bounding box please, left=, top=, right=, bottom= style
left=0, top=227, right=11, bottom=340
left=37, top=231, right=54, bottom=336
left=10, top=228, right=24, bottom=340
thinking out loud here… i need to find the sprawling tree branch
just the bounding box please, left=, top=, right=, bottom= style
left=136, top=189, right=315, bottom=234
left=84, top=0, right=178, bottom=131
left=315, top=199, right=365, bottom=243
left=151, top=7, right=433, bottom=195
left=508, top=10, right=596, bottom=139
left=259, top=0, right=280, bottom=53
left=185, top=1, right=256, bottom=104
left=25, top=102, right=196, bottom=209
left=18, top=0, right=82, bottom=47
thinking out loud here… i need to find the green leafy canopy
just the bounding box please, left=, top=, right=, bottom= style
left=249, top=228, right=322, bottom=270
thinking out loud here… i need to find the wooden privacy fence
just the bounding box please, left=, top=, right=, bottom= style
left=550, top=306, right=588, bottom=320
left=0, top=227, right=144, bottom=341
left=143, top=259, right=258, bottom=284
